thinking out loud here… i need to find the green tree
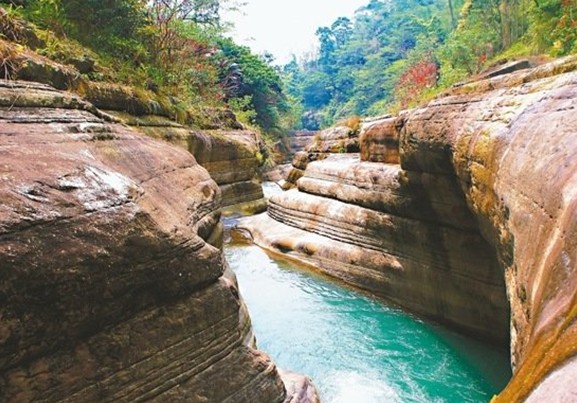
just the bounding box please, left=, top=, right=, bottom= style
left=218, top=38, right=288, bottom=133
left=23, top=0, right=148, bottom=58
left=282, top=0, right=455, bottom=126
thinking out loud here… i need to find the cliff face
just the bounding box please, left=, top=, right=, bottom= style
left=241, top=57, right=577, bottom=400
left=243, top=122, right=508, bottom=342
left=0, top=79, right=316, bottom=402
left=126, top=116, right=267, bottom=212
left=0, top=34, right=267, bottom=212
left=415, top=56, right=577, bottom=402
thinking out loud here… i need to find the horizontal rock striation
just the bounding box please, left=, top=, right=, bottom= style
left=305, top=125, right=359, bottom=154
left=0, top=80, right=310, bottom=402
left=359, top=115, right=402, bottom=164
left=0, top=34, right=266, bottom=212
left=116, top=114, right=267, bottom=211
left=248, top=153, right=507, bottom=341
left=407, top=56, right=577, bottom=402
left=284, top=130, right=317, bottom=156
left=241, top=57, right=577, bottom=401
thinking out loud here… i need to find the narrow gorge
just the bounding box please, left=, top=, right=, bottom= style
left=2, top=9, right=577, bottom=400
left=240, top=57, right=577, bottom=402
left=0, top=80, right=318, bottom=402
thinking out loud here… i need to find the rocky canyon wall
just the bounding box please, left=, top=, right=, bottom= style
left=0, top=35, right=267, bottom=212
left=126, top=115, right=267, bottom=212
left=240, top=57, right=577, bottom=401
left=0, top=80, right=316, bottom=402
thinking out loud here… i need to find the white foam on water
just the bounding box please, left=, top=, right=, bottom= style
left=322, top=370, right=401, bottom=403
left=261, top=181, right=283, bottom=199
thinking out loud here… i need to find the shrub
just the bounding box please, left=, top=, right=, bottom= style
left=394, top=54, right=438, bottom=109
left=337, top=115, right=362, bottom=133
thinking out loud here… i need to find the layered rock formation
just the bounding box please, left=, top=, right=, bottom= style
left=240, top=56, right=577, bottom=400
left=122, top=114, right=267, bottom=212
left=279, top=125, right=359, bottom=190
left=306, top=125, right=359, bottom=154
left=284, top=130, right=317, bottom=155
left=0, top=79, right=316, bottom=402
left=0, top=34, right=266, bottom=212
left=263, top=130, right=317, bottom=185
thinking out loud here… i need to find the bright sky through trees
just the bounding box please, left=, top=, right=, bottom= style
left=222, top=0, right=368, bottom=64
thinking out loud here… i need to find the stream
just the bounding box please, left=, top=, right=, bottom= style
left=224, top=182, right=511, bottom=402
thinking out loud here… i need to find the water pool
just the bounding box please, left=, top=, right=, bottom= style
left=225, top=243, right=511, bottom=403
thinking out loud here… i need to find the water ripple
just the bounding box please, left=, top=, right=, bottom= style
left=226, top=244, right=511, bottom=402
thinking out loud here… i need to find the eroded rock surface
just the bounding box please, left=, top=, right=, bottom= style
left=111, top=113, right=267, bottom=212
left=245, top=153, right=507, bottom=341
left=285, top=130, right=317, bottom=155
left=359, top=115, right=402, bottom=164
left=0, top=79, right=307, bottom=402
left=240, top=57, right=577, bottom=401
left=306, top=125, right=359, bottom=154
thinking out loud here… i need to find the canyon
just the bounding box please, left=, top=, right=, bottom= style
left=1, top=28, right=577, bottom=400
left=240, top=56, right=577, bottom=401
left=0, top=79, right=317, bottom=402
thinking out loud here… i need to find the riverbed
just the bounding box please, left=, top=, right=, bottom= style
left=225, top=241, right=511, bottom=403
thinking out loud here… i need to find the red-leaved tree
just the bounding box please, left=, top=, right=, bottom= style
left=394, top=54, right=438, bottom=109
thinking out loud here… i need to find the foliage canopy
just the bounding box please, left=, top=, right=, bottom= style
left=282, top=0, right=577, bottom=129
left=0, top=0, right=290, bottom=137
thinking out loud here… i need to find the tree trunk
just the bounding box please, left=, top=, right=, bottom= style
left=448, top=0, right=456, bottom=28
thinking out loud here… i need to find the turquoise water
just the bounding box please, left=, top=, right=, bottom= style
left=225, top=243, right=511, bottom=403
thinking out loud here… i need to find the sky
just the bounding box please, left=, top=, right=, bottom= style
left=222, top=0, right=369, bottom=65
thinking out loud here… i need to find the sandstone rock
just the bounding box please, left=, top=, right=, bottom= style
left=82, top=82, right=167, bottom=117
left=239, top=56, right=577, bottom=401
left=244, top=160, right=507, bottom=341
left=16, top=56, right=80, bottom=90
left=359, top=115, right=403, bottom=163
left=285, top=130, right=317, bottom=155
left=261, top=163, right=291, bottom=182
left=280, top=370, right=321, bottom=403
left=407, top=56, right=577, bottom=402
left=0, top=79, right=291, bottom=402
left=0, top=38, right=80, bottom=90
left=65, top=55, right=96, bottom=74
left=105, top=112, right=265, bottom=211
left=132, top=117, right=266, bottom=209
left=281, top=151, right=328, bottom=190
left=296, top=155, right=478, bottom=231
left=306, top=125, right=359, bottom=153
left=481, top=59, right=531, bottom=79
